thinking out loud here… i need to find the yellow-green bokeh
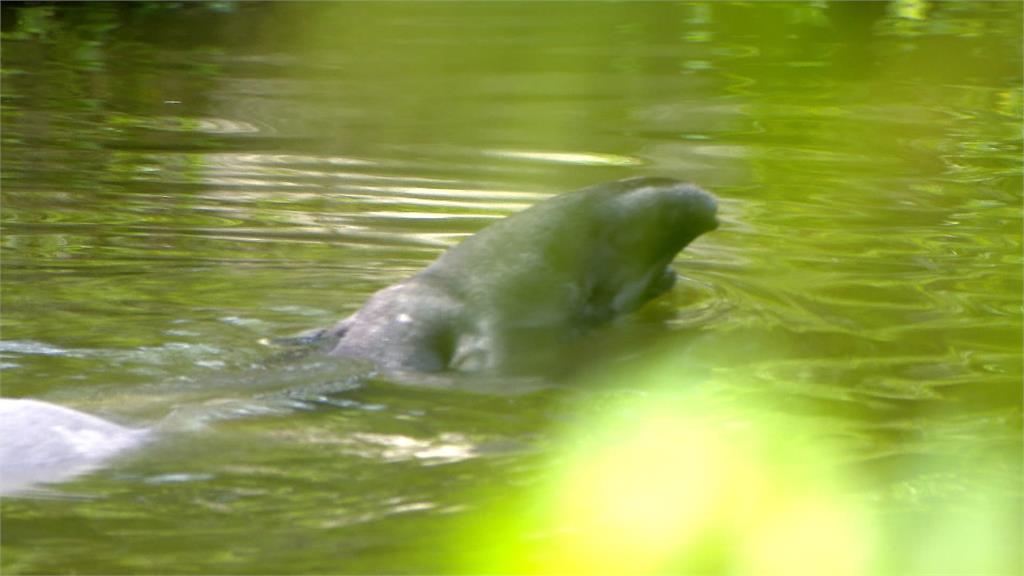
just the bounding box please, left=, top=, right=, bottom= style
left=454, top=346, right=1018, bottom=575
left=455, top=354, right=874, bottom=575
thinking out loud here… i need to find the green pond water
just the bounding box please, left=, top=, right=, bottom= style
left=1, top=2, right=1020, bottom=574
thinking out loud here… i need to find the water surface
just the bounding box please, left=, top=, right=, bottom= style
left=1, top=2, right=1020, bottom=574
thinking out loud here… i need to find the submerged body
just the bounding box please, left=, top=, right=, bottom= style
left=0, top=398, right=150, bottom=495
left=323, top=177, right=719, bottom=373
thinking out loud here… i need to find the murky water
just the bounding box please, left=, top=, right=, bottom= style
left=1, top=3, right=1020, bottom=574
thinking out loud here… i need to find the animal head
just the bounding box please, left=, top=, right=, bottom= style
left=603, top=177, right=719, bottom=255
left=591, top=178, right=718, bottom=316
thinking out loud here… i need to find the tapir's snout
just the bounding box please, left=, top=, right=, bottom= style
left=674, top=183, right=719, bottom=234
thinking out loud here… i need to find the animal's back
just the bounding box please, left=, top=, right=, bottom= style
left=0, top=398, right=150, bottom=494
left=328, top=177, right=718, bottom=374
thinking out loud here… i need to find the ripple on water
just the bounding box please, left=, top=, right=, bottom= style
left=110, top=113, right=262, bottom=135
left=0, top=340, right=85, bottom=358
left=481, top=149, right=644, bottom=166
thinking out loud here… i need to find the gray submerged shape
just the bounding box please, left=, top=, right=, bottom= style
left=0, top=398, right=150, bottom=495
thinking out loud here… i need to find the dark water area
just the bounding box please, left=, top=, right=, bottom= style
left=1, top=2, right=1020, bottom=574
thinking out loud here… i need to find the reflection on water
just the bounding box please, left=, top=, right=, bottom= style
left=1, top=2, right=1020, bottom=575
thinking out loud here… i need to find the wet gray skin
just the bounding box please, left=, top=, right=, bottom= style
left=0, top=398, right=150, bottom=495
left=321, top=176, right=719, bottom=374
